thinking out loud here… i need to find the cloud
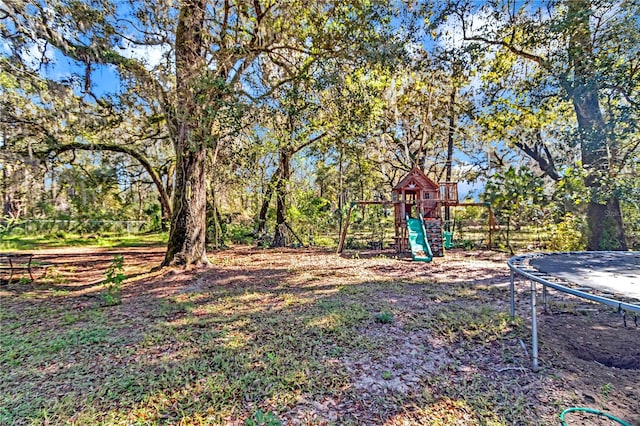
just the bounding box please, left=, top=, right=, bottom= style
left=118, top=40, right=169, bottom=70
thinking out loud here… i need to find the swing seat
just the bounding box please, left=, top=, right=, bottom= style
left=443, top=231, right=454, bottom=249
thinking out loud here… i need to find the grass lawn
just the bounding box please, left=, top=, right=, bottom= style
left=0, top=232, right=168, bottom=251
left=0, top=245, right=637, bottom=425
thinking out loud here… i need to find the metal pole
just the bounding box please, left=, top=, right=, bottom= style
left=510, top=269, right=515, bottom=320
left=531, top=279, right=539, bottom=372
left=542, top=285, right=548, bottom=313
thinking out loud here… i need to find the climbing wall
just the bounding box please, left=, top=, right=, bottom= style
left=423, top=219, right=444, bottom=257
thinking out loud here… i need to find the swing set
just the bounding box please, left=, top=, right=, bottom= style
left=337, top=166, right=500, bottom=258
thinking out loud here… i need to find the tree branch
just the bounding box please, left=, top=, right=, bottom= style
left=49, top=142, right=172, bottom=219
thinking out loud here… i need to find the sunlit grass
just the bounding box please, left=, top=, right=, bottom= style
left=1, top=248, right=545, bottom=425
left=0, top=232, right=168, bottom=251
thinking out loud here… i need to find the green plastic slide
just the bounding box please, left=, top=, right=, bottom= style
left=405, top=214, right=433, bottom=262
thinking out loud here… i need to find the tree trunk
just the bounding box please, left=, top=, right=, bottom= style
left=567, top=0, right=626, bottom=250
left=337, top=144, right=344, bottom=237
left=586, top=198, right=626, bottom=250
left=1, top=165, right=9, bottom=217
left=255, top=166, right=280, bottom=235
left=208, top=187, right=223, bottom=250
left=162, top=162, right=175, bottom=232
left=136, top=180, right=143, bottom=221
left=444, top=86, right=456, bottom=229
left=272, top=148, right=291, bottom=247
left=164, top=142, right=209, bottom=265
left=163, top=0, right=210, bottom=266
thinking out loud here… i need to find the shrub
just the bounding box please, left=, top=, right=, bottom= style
left=228, top=223, right=254, bottom=245
left=548, top=214, right=586, bottom=251
left=375, top=311, right=394, bottom=324
left=103, top=255, right=125, bottom=306
left=312, top=236, right=336, bottom=247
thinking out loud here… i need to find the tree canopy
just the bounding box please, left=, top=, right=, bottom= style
left=1, top=0, right=639, bottom=257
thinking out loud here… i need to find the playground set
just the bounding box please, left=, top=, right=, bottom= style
left=337, top=166, right=498, bottom=261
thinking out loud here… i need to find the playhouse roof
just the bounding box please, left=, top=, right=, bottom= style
left=392, top=166, right=439, bottom=192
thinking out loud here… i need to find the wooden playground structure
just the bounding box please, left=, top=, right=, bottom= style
left=337, top=166, right=499, bottom=256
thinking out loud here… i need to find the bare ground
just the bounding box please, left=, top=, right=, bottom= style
left=1, top=245, right=638, bottom=425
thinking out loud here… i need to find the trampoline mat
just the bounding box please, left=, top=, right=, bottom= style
left=529, top=252, right=640, bottom=301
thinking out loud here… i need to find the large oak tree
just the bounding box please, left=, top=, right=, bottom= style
left=441, top=0, right=640, bottom=249
left=1, top=0, right=397, bottom=265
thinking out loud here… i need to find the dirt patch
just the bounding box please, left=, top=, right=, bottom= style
left=556, top=315, right=640, bottom=369
left=2, top=245, right=639, bottom=425
left=0, top=246, right=165, bottom=288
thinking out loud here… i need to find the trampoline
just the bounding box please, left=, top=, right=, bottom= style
left=507, top=251, right=640, bottom=371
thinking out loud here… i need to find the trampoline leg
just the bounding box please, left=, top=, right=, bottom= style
left=510, top=269, right=515, bottom=320
left=542, top=285, right=548, bottom=313
left=530, top=279, right=539, bottom=372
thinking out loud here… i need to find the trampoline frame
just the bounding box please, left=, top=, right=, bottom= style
left=507, top=252, right=640, bottom=372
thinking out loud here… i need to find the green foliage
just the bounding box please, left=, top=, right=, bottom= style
left=485, top=167, right=546, bottom=213
left=598, top=216, right=625, bottom=251
left=245, top=410, right=282, bottom=426
left=142, top=204, right=163, bottom=232
left=311, top=236, right=336, bottom=247
left=553, top=167, right=589, bottom=217
left=459, top=0, right=640, bottom=249
left=345, top=237, right=367, bottom=250
left=228, top=223, right=254, bottom=245
left=547, top=214, right=586, bottom=251
left=103, top=255, right=125, bottom=306
left=374, top=311, right=394, bottom=324
left=0, top=230, right=167, bottom=251
left=455, top=239, right=476, bottom=250
left=451, top=202, right=484, bottom=222
left=484, top=166, right=548, bottom=231
left=600, top=383, right=614, bottom=400
left=206, top=208, right=229, bottom=249
left=292, top=191, right=333, bottom=237
left=622, top=205, right=640, bottom=250
left=617, top=177, right=640, bottom=249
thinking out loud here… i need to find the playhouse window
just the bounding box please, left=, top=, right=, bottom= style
left=424, top=193, right=430, bottom=199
